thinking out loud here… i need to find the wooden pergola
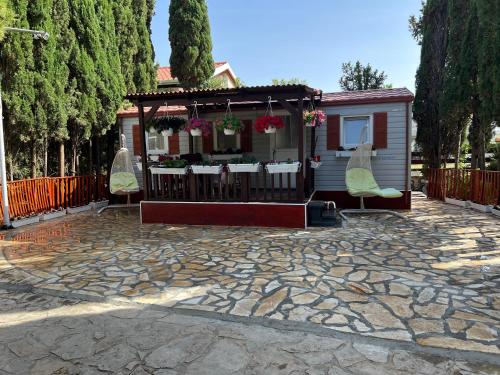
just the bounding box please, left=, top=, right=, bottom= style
left=125, top=85, right=322, bottom=202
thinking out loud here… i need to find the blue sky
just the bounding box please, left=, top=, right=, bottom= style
left=151, top=1, right=421, bottom=93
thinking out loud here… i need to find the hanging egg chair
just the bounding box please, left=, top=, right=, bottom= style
left=109, top=134, right=139, bottom=196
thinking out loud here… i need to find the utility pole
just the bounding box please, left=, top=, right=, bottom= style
left=0, top=27, right=49, bottom=228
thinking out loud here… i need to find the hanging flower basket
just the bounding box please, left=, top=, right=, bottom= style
left=185, top=101, right=211, bottom=137
left=310, top=161, right=322, bottom=169
left=256, top=116, right=284, bottom=134
left=265, top=161, right=301, bottom=174
left=185, top=118, right=211, bottom=137
left=151, top=116, right=186, bottom=134
left=255, top=96, right=285, bottom=134
left=216, top=101, right=244, bottom=135
left=303, top=109, right=326, bottom=128
left=162, top=128, right=174, bottom=137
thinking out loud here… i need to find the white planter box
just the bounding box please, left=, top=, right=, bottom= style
left=40, top=210, right=66, bottom=221
left=227, top=163, right=261, bottom=173
left=310, top=161, right=322, bottom=169
left=149, top=166, right=188, bottom=175
left=191, top=165, right=223, bottom=174
left=209, top=154, right=242, bottom=161
left=11, top=216, right=40, bottom=228
left=67, top=204, right=92, bottom=214
left=469, top=201, right=491, bottom=213
left=491, top=207, right=500, bottom=218
left=444, top=197, right=467, bottom=207
left=266, top=162, right=301, bottom=174
left=335, top=150, right=377, bottom=158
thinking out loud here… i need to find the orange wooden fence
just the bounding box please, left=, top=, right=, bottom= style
left=0, top=175, right=107, bottom=221
left=427, top=169, right=500, bottom=205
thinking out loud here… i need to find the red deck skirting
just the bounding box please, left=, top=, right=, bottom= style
left=141, top=201, right=307, bottom=228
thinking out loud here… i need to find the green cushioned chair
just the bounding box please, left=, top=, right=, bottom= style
left=340, top=143, right=406, bottom=221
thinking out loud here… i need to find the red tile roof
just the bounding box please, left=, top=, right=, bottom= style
left=157, top=61, right=227, bottom=81
left=321, top=88, right=414, bottom=106
left=117, top=105, right=187, bottom=118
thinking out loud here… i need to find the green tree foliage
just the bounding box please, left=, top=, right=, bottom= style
left=112, top=0, right=139, bottom=93
left=412, top=0, right=499, bottom=170
left=339, top=61, right=388, bottom=91
left=413, top=0, right=448, bottom=169
left=132, top=0, right=157, bottom=92
left=169, top=0, right=214, bottom=88
left=271, top=78, right=308, bottom=86
left=0, top=0, right=36, bottom=178
left=439, top=0, right=469, bottom=163
left=0, top=0, right=156, bottom=179
left=476, top=0, right=499, bottom=142
left=0, top=0, right=14, bottom=39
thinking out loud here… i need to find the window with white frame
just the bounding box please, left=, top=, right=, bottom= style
left=146, top=131, right=169, bottom=154
left=341, top=115, right=372, bottom=148
left=276, top=115, right=298, bottom=149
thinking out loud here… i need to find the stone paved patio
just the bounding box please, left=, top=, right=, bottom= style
left=0, top=194, right=498, bottom=357
left=1, top=289, right=499, bottom=375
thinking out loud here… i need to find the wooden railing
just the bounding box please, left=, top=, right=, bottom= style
left=0, top=175, right=107, bottom=221
left=427, top=169, right=500, bottom=205
left=148, top=166, right=307, bottom=203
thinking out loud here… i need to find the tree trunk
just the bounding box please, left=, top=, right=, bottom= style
left=71, top=141, right=77, bottom=176
left=31, top=143, right=37, bottom=179
left=59, top=142, right=65, bottom=177
left=454, top=133, right=461, bottom=170
left=43, top=138, right=48, bottom=177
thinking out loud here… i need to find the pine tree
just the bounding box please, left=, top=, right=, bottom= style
left=413, top=0, right=448, bottom=169
left=169, top=0, right=214, bottom=88
left=133, top=0, right=156, bottom=92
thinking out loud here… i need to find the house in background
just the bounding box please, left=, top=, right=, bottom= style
left=117, top=82, right=414, bottom=228
left=157, top=61, right=238, bottom=90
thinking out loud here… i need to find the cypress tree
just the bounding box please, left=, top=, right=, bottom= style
left=132, top=0, right=156, bottom=92
left=0, top=0, right=36, bottom=178
left=0, top=0, right=14, bottom=40
left=439, top=0, right=469, bottom=166
left=413, top=0, right=448, bottom=169
left=113, top=0, right=139, bottom=93
left=476, top=0, right=499, bottom=150
left=169, top=0, right=214, bottom=88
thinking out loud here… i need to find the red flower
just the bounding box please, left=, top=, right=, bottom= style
left=255, top=115, right=285, bottom=133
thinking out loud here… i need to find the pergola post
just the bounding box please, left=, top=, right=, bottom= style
left=138, top=103, right=149, bottom=200
left=296, top=93, right=305, bottom=202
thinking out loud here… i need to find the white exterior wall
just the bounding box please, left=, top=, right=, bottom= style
left=315, top=102, right=410, bottom=191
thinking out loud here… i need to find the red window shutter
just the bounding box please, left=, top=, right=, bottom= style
left=132, top=124, right=142, bottom=156
left=373, top=112, right=388, bottom=149
left=168, top=133, right=180, bottom=155
left=327, top=115, right=340, bottom=150
left=240, top=119, right=253, bottom=153
left=202, top=122, right=214, bottom=154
